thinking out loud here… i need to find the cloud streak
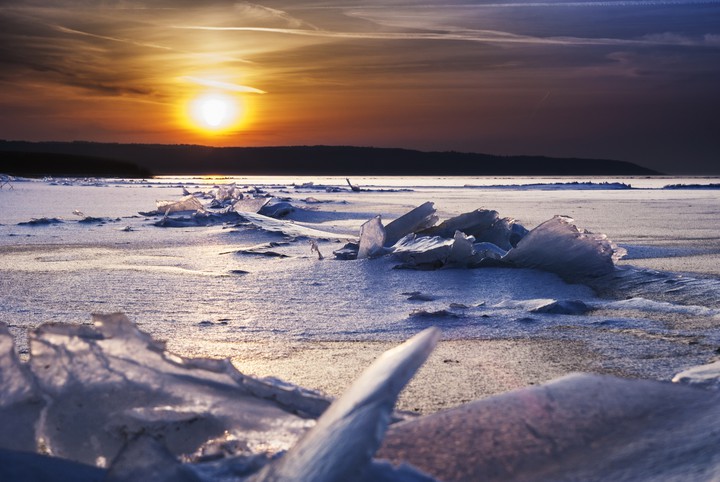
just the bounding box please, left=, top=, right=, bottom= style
left=53, top=25, right=176, bottom=52
left=172, top=24, right=720, bottom=48
left=181, top=76, right=266, bottom=94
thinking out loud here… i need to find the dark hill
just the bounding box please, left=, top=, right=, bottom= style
left=0, top=141, right=661, bottom=176
left=0, top=150, right=153, bottom=178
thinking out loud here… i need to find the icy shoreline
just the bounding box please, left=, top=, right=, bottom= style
left=2, top=315, right=719, bottom=481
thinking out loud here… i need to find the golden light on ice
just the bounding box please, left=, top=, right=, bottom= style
left=188, top=92, right=242, bottom=132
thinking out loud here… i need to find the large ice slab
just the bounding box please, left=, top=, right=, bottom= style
left=238, top=211, right=356, bottom=241
left=379, top=373, right=720, bottom=481
left=154, top=195, right=204, bottom=215
left=390, top=235, right=454, bottom=268
left=233, top=197, right=271, bottom=213
left=504, top=215, right=626, bottom=279
left=154, top=209, right=241, bottom=227
left=29, top=314, right=327, bottom=466
left=419, top=209, right=521, bottom=250
left=384, top=202, right=438, bottom=247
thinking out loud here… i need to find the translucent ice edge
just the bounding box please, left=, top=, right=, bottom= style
left=0, top=315, right=440, bottom=481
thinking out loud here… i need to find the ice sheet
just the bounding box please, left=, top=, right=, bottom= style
left=0, top=176, right=718, bottom=399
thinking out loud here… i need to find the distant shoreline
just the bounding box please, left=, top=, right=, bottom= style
left=1, top=140, right=662, bottom=177
left=0, top=150, right=153, bottom=179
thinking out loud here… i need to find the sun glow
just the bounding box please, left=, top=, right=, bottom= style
left=187, top=92, right=243, bottom=133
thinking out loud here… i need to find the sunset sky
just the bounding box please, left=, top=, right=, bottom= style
left=1, top=0, right=719, bottom=173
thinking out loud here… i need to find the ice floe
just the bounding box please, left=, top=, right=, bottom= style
left=233, top=197, right=270, bottom=213
left=17, top=217, right=64, bottom=226
left=463, top=181, right=633, bottom=190
left=154, top=195, right=205, bottom=215
left=137, top=188, right=628, bottom=282
left=663, top=183, right=720, bottom=190
left=25, top=314, right=326, bottom=466
left=391, top=235, right=456, bottom=269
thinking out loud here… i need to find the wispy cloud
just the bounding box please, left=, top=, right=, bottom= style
left=642, top=32, right=720, bottom=46
left=172, top=24, right=720, bottom=48
left=181, top=76, right=266, bottom=93
left=53, top=25, right=176, bottom=52
left=172, top=24, right=582, bottom=45
left=294, top=0, right=720, bottom=11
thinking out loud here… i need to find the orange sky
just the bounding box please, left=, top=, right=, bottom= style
left=1, top=1, right=719, bottom=173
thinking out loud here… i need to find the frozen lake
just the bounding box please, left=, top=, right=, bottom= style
left=2, top=174, right=720, bottom=481
left=1, top=175, right=719, bottom=384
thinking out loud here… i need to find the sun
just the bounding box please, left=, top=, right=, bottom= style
left=187, top=92, right=242, bottom=132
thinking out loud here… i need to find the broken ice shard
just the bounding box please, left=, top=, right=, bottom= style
left=233, top=197, right=270, bottom=213
left=155, top=195, right=204, bottom=215
left=446, top=231, right=475, bottom=265
left=390, top=235, right=454, bottom=268
left=237, top=211, right=355, bottom=241
left=28, top=314, right=327, bottom=466
left=390, top=231, right=486, bottom=269
left=357, top=216, right=387, bottom=259
left=384, top=202, right=438, bottom=247
left=252, top=328, right=440, bottom=482
left=0, top=319, right=440, bottom=482
left=503, top=215, right=626, bottom=279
